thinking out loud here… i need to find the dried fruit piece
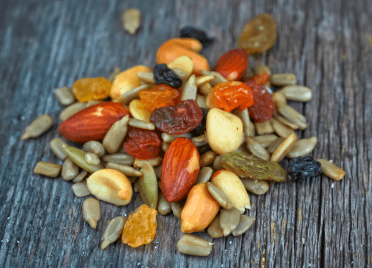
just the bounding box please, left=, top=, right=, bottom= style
left=121, top=204, right=157, bottom=248
left=288, top=157, right=322, bottom=181
left=251, top=73, right=270, bottom=85
left=153, top=64, right=182, bottom=89
left=180, top=26, right=214, bottom=48
left=213, top=81, right=254, bottom=112
left=122, top=8, right=141, bottom=34
left=238, top=13, right=277, bottom=54
left=72, top=77, right=112, bottom=102
left=123, top=128, right=161, bottom=159
left=220, top=152, right=287, bottom=182
left=150, top=99, right=203, bottom=135
left=139, top=84, right=181, bottom=112
left=190, top=107, right=208, bottom=136
left=215, top=48, right=249, bottom=81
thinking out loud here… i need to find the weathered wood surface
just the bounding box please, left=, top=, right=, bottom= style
left=0, top=0, right=371, bottom=267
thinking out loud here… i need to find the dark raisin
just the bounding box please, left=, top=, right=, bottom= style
left=153, top=64, right=182, bottom=89
left=180, top=26, right=214, bottom=49
left=190, top=108, right=208, bottom=136
left=288, top=157, right=322, bottom=181
left=123, top=128, right=162, bottom=160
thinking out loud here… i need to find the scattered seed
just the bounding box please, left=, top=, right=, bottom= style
left=271, top=118, right=295, bottom=138
left=200, top=82, right=212, bottom=96
left=102, top=154, right=134, bottom=166
left=254, top=65, right=271, bottom=76
left=21, top=114, right=53, bottom=140
left=317, top=159, right=345, bottom=181
left=241, top=179, right=269, bottom=195
left=55, top=86, right=75, bottom=106
left=161, top=133, right=192, bottom=143
left=206, top=182, right=233, bottom=209
left=137, top=72, right=155, bottom=84
left=101, top=216, right=127, bottom=250
left=105, top=162, right=142, bottom=177
left=213, top=155, right=223, bottom=170
left=207, top=214, right=223, bottom=238
left=162, top=142, right=170, bottom=152
left=234, top=108, right=254, bottom=137
left=271, top=133, right=298, bottom=162
left=220, top=207, right=241, bottom=236
left=83, top=141, right=105, bottom=157
left=195, top=94, right=207, bottom=109
left=102, top=115, right=129, bottom=154
left=62, top=158, right=79, bottom=181
left=255, top=120, right=274, bottom=135
left=181, top=74, right=197, bottom=101
left=272, top=90, right=287, bottom=108
left=133, top=157, right=162, bottom=168
left=49, top=138, right=68, bottom=160
left=195, top=75, right=214, bottom=87
left=59, top=102, right=87, bottom=121
left=282, top=85, right=312, bottom=102
left=267, top=137, right=285, bottom=154
left=191, top=134, right=208, bottom=147
left=200, top=151, right=216, bottom=167
left=128, top=118, right=155, bottom=130
left=277, top=103, right=308, bottom=129
left=232, top=215, right=255, bottom=236
left=177, top=234, right=213, bottom=256
left=171, top=202, right=183, bottom=219
left=34, top=162, right=61, bottom=177
left=273, top=111, right=298, bottom=129
left=158, top=191, right=172, bottom=215
left=85, top=152, right=101, bottom=165
left=253, top=134, right=278, bottom=148
left=86, top=100, right=103, bottom=107
left=64, top=145, right=103, bottom=173
left=287, top=137, right=317, bottom=158
left=196, top=167, right=213, bottom=184
left=82, top=198, right=100, bottom=229
left=122, top=84, right=151, bottom=104
left=122, top=8, right=141, bottom=34
left=201, top=70, right=227, bottom=86
left=139, top=162, right=158, bottom=209
left=246, top=137, right=270, bottom=161
left=73, top=170, right=88, bottom=183
left=270, top=73, right=296, bottom=86
left=72, top=180, right=91, bottom=197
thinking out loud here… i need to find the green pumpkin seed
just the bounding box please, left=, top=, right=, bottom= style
left=62, top=158, right=79, bottom=181
left=157, top=191, right=171, bottom=215
left=105, top=162, right=142, bottom=176
left=49, top=138, right=68, bottom=160
left=207, top=214, right=223, bottom=238
left=138, top=162, right=158, bottom=209
left=102, top=115, right=129, bottom=154
left=232, top=215, right=255, bottom=236
left=206, top=182, right=233, bottom=209
left=72, top=170, right=89, bottom=183
left=85, top=152, right=101, bottom=165
left=63, top=145, right=103, bottom=173
left=220, top=207, right=241, bottom=236
left=72, top=180, right=91, bottom=197
left=102, top=154, right=134, bottom=165
left=34, top=162, right=61, bottom=177
left=101, top=216, right=127, bottom=249
left=21, top=114, right=53, bottom=140
left=196, top=167, right=213, bottom=184
left=241, top=179, right=269, bottom=195
left=177, top=235, right=213, bottom=256
left=83, top=141, right=105, bottom=157
left=82, top=198, right=100, bottom=229
left=55, top=86, right=75, bottom=106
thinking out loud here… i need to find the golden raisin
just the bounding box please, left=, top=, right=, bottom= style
left=139, top=84, right=181, bottom=112
left=72, top=77, right=112, bottom=102
left=121, top=204, right=157, bottom=247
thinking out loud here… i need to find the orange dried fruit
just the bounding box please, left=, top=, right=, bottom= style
left=121, top=204, right=157, bottom=248
left=139, top=84, right=181, bottom=112
left=213, top=81, right=254, bottom=112
left=72, top=77, right=112, bottom=102
left=238, top=14, right=277, bottom=54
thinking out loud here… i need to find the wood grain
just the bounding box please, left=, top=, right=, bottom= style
left=0, top=0, right=371, bottom=267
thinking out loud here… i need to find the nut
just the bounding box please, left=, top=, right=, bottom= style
left=129, top=99, right=151, bottom=122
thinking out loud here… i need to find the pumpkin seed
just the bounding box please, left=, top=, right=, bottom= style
left=21, top=114, right=53, bottom=140
left=128, top=118, right=155, bottom=130
left=162, top=133, right=192, bottom=143
left=213, top=155, right=223, bottom=170
left=270, top=73, right=296, bottom=86
left=282, top=85, right=312, bottom=102
left=72, top=180, right=91, bottom=197
left=271, top=133, right=298, bottom=162
left=200, top=151, right=216, bottom=167
left=171, top=202, right=183, bottom=219
left=122, top=84, right=151, bottom=104
left=64, top=145, right=103, bottom=173
left=49, top=138, right=68, bottom=160
left=196, top=167, right=213, bottom=184
left=271, top=118, right=295, bottom=138
left=177, top=234, right=213, bottom=256
left=273, top=111, right=298, bottom=129
left=253, top=134, right=278, bottom=148
left=158, top=191, right=171, bottom=215
left=122, top=8, right=141, bottom=34
left=277, top=103, right=308, bottom=129
left=108, top=67, right=121, bottom=83
left=195, top=94, right=207, bottom=109
left=199, top=82, right=212, bottom=96
left=317, top=159, right=345, bottom=181
left=191, top=134, right=208, bottom=147
left=195, top=75, right=214, bottom=87
left=233, top=108, right=254, bottom=137
left=133, top=157, right=162, bottom=168
left=162, top=142, right=170, bottom=152
left=137, top=72, right=154, bottom=84
left=246, top=137, right=270, bottom=161
left=267, top=137, right=285, bottom=154
left=220, top=207, right=241, bottom=236
left=34, top=162, right=61, bottom=177
left=105, top=162, right=142, bottom=177
left=59, top=102, right=87, bottom=121
left=139, top=162, right=158, bottom=209
left=55, top=86, right=75, bottom=106
left=83, top=141, right=105, bottom=157
left=206, top=182, right=233, bottom=209
left=232, top=215, right=255, bottom=236
left=102, top=154, right=134, bottom=165
left=62, top=158, right=79, bottom=181
left=241, top=179, right=269, bottom=195
left=207, top=214, right=223, bottom=238
left=85, top=152, right=101, bottom=165
left=255, top=120, right=274, bottom=135
left=101, top=216, right=127, bottom=249
left=181, top=74, right=197, bottom=101
left=73, top=170, right=88, bottom=183
left=82, top=198, right=100, bottom=229
left=254, top=65, right=271, bottom=76
left=102, top=115, right=129, bottom=154
left=287, top=137, right=317, bottom=158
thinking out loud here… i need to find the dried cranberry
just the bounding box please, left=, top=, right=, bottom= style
left=246, top=80, right=275, bottom=123
left=153, top=64, right=182, bottom=89
left=123, top=128, right=161, bottom=159
left=180, top=26, right=214, bottom=48
left=288, top=157, right=322, bottom=181
left=150, top=100, right=203, bottom=135
left=190, top=108, right=208, bottom=136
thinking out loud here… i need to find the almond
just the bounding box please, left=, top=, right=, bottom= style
left=215, top=48, right=249, bottom=81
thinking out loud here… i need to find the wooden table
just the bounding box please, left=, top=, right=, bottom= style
left=0, top=0, right=371, bottom=267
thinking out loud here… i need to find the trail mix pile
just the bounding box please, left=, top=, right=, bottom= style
left=24, top=13, right=346, bottom=256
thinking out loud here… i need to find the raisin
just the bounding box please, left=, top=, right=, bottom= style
left=213, top=81, right=254, bottom=112
left=288, top=157, right=322, bottom=181
left=246, top=80, right=275, bottom=123
left=153, top=64, right=182, bottom=89
left=123, top=128, right=161, bottom=159
left=72, top=77, right=112, bottom=102
left=139, top=84, right=181, bottom=112
left=190, top=108, right=208, bottom=136
left=180, top=26, right=214, bottom=48
left=150, top=100, right=203, bottom=135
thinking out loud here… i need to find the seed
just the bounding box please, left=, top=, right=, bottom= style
left=82, top=198, right=100, bottom=229
left=102, top=115, right=129, bottom=154
left=122, top=8, right=141, bottom=34
left=168, top=56, right=193, bottom=83
left=139, top=162, right=158, bottom=209
left=271, top=133, right=298, bottom=162
left=49, top=138, right=68, bottom=160
left=195, top=94, right=207, bottom=109
left=136, top=72, right=155, bottom=84
left=234, top=108, right=254, bottom=137
left=207, top=214, right=223, bottom=238
left=220, top=207, right=241, bottom=236
left=213, top=155, right=223, bottom=170
left=200, top=151, right=216, bottom=167
left=85, top=152, right=101, bottom=165
left=62, top=158, right=79, bottom=181
left=86, top=100, right=103, bottom=107
left=201, top=70, right=227, bottom=86
left=73, top=170, right=88, bottom=183
left=83, top=141, right=105, bottom=157
left=232, top=215, right=255, bottom=236
left=270, top=73, right=296, bottom=86
left=241, top=179, right=269, bottom=195
left=277, top=103, right=308, bottom=129
left=108, top=67, right=121, bottom=83
left=317, top=159, right=345, bottom=181
left=271, top=118, right=295, bottom=138
left=105, top=162, right=142, bottom=177
left=102, top=154, right=134, bottom=166
left=246, top=137, right=270, bottom=161
left=59, top=102, right=87, bottom=121
left=154, top=164, right=162, bottom=179
left=133, top=157, right=162, bottom=168
left=161, top=132, right=192, bottom=143
left=196, top=167, right=213, bottom=184
left=206, top=182, right=233, bottom=209
left=177, top=234, right=213, bottom=256
left=267, top=137, right=285, bottom=154
left=181, top=74, right=197, bottom=101
left=128, top=118, right=155, bottom=130
left=287, top=137, right=317, bottom=158
left=205, top=90, right=217, bottom=109
left=63, top=145, right=103, bottom=173
left=55, top=86, right=75, bottom=106
left=172, top=68, right=187, bottom=84
left=282, top=85, right=312, bottom=101
left=101, top=216, right=127, bottom=249
left=72, top=180, right=91, bottom=197
left=254, top=65, right=271, bottom=76
left=21, top=114, right=53, bottom=140
left=255, top=120, right=274, bottom=135
left=122, top=84, right=151, bottom=104
left=191, top=134, right=208, bottom=147
left=34, top=162, right=61, bottom=177
left=253, top=134, right=278, bottom=148
left=272, top=90, right=287, bottom=108
left=171, top=201, right=183, bottom=219
left=195, top=75, right=215, bottom=87
left=273, top=111, right=298, bottom=129
left=200, top=82, right=212, bottom=96
left=162, top=142, right=169, bottom=152
left=129, top=99, right=151, bottom=122
left=158, top=191, right=172, bottom=215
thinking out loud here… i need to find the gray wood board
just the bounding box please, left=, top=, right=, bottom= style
left=0, top=0, right=371, bottom=267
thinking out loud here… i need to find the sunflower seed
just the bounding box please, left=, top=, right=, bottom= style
left=271, top=133, right=298, bottom=162
left=241, top=179, right=269, bottom=195
left=83, top=198, right=100, bottom=229
left=199, top=82, right=212, bottom=96
left=101, top=216, right=127, bottom=249
left=72, top=170, right=88, bottom=183
left=181, top=74, right=197, bottom=101
left=207, top=182, right=233, bottom=209
left=191, top=134, right=208, bottom=147
left=201, top=70, right=227, bottom=86
left=105, top=162, right=142, bottom=176
left=21, top=114, right=53, bottom=140
left=317, top=159, right=345, bottom=181
left=34, top=162, right=61, bottom=177
left=162, top=142, right=170, bottom=152
left=177, top=235, right=213, bottom=256
left=195, top=75, right=214, bottom=87
left=254, top=65, right=271, bottom=76
left=195, top=94, right=207, bottom=109
left=139, top=162, right=158, bottom=209
left=277, top=103, right=308, bottom=129
left=122, top=84, right=152, bottom=104
left=154, top=164, right=162, bottom=179
left=62, top=158, right=79, bottom=181
left=213, top=155, right=223, bottom=170
left=85, top=152, right=101, bottom=165
left=282, top=85, right=312, bottom=102
left=133, top=157, right=162, bottom=168
left=270, top=73, right=296, bottom=86
left=102, top=154, right=134, bottom=165
left=137, top=72, right=155, bottom=84
left=162, top=133, right=192, bottom=143
left=246, top=137, right=270, bottom=161
left=287, top=137, right=317, bottom=158
left=86, top=100, right=103, bottom=107
left=232, top=215, right=255, bottom=236
left=207, top=214, right=223, bottom=238
left=255, top=120, right=274, bottom=135
left=128, top=118, right=155, bottom=130
left=122, top=8, right=141, bottom=34
left=234, top=108, right=254, bottom=137
left=108, top=67, right=121, bottom=83
left=196, top=167, right=213, bottom=184
left=273, top=111, right=298, bottom=129
left=220, top=207, right=241, bottom=236
left=102, top=115, right=129, bottom=154
left=272, top=90, right=287, bottom=108
left=49, top=138, right=68, bottom=160
left=83, top=141, right=105, bottom=157
left=158, top=191, right=171, bottom=215
left=253, top=134, right=278, bottom=148
left=267, top=137, right=285, bottom=154
left=72, top=180, right=91, bottom=197
left=59, top=102, right=87, bottom=121
left=271, top=118, right=295, bottom=138
left=55, top=86, right=75, bottom=106
left=200, top=151, right=216, bottom=167
left=171, top=202, right=183, bottom=219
